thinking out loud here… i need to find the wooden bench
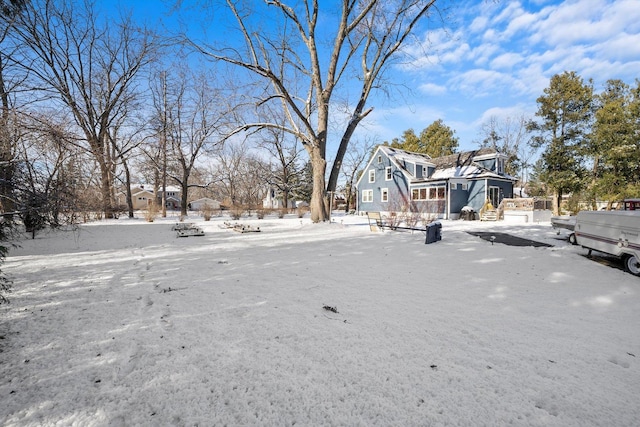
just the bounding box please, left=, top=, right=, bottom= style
left=172, top=223, right=205, bottom=237
left=367, top=211, right=436, bottom=236
left=367, top=212, right=387, bottom=231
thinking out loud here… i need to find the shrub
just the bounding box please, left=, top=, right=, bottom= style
left=230, top=205, right=244, bottom=220
left=296, top=206, right=309, bottom=218
left=256, top=208, right=268, bottom=219
left=201, top=203, right=213, bottom=221
left=144, top=202, right=158, bottom=222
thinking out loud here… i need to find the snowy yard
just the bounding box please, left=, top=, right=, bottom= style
left=1, top=213, right=639, bottom=426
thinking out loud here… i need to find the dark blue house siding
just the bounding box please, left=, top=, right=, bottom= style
left=449, top=186, right=469, bottom=213
left=359, top=159, right=410, bottom=212
left=465, top=179, right=514, bottom=212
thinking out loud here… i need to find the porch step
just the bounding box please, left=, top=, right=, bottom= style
left=481, top=210, right=498, bottom=221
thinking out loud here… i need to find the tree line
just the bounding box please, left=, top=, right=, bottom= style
left=1, top=0, right=446, bottom=302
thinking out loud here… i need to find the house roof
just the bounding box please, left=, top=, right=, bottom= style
left=380, top=146, right=434, bottom=167
left=190, top=198, right=220, bottom=204
left=381, top=146, right=516, bottom=183
left=428, top=147, right=499, bottom=168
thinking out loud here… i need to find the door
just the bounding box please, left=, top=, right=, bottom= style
left=489, top=186, right=500, bottom=208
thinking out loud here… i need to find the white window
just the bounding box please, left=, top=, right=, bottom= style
left=381, top=188, right=388, bottom=202
left=411, top=186, right=445, bottom=200
left=429, top=186, right=445, bottom=200
left=461, top=183, right=468, bottom=190
left=368, top=169, right=375, bottom=183
left=385, top=167, right=392, bottom=181
left=411, top=188, right=427, bottom=200
left=451, top=183, right=457, bottom=190
left=377, top=155, right=382, bottom=164
left=362, top=190, right=373, bottom=203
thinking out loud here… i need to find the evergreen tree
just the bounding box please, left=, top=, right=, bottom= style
left=389, top=129, right=421, bottom=153
left=389, top=120, right=458, bottom=157
left=528, top=71, right=594, bottom=215
left=419, top=119, right=459, bottom=157
left=589, top=79, right=640, bottom=207
left=291, top=161, right=313, bottom=204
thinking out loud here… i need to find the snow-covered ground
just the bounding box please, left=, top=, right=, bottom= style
left=1, top=213, right=639, bottom=426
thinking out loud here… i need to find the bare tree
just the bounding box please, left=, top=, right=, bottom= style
left=214, top=140, right=269, bottom=210
left=188, top=0, right=444, bottom=222
left=0, top=0, right=26, bottom=221
left=259, top=126, right=304, bottom=210
left=148, top=67, right=228, bottom=217
left=7, top=0, right=156, bottom=218
left=477, top=114, right=535, bottom=194
left=14, top=112, right=84, bottom=234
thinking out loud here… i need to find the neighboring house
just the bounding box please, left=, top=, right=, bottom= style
left=356, top=146, right=516, bottom=219
left=263, top=187, right=296, bottom=209
left=117, top=185, right=155, bottom=210
left=156, top=186, right=181, bottom=210
left=189, top=197, right=221, bottom=211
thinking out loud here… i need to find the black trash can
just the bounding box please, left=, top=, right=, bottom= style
left=425, top=221, right=442, bottom=244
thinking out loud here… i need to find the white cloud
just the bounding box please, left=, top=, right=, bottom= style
left=528, top=0, right=640, bottom=47
left=418, top=82, right=447, bottom=95
left=471, top=42, right=500, bottom=66
left=592, top=32, right=640, bottom=62
left=469, top=15, right=488, bottom=34
left=490, top=53, right=524, bottom=70
left=449, top=69, right=512, bottom=98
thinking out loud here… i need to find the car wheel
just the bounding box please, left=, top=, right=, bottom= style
left=568, top=233, right=577, bottom=245
left=623, top=254, right=640, bottom=277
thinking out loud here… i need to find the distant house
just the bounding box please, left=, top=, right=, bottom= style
left=263, top=187, right=297, bottom=209
left=356, top=146, right=516, bottom=219
left=117, top=185, right=155, bottom=210
left=156, top=186, right=181, bottom=210
left=189, top=198, right=221, bottom=211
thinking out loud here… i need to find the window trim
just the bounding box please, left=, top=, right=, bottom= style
left=381, top=188, right=389, bottom=202
left=385, top=167, right=392, bottom=181
left=368, top=169, right=375, bottom=183
left=362, top=189, right=373, bottom=203
left=411, top=185, right=446, bottom=201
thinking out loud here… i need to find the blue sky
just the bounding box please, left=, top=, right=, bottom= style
left=118, top=0, right=640, bottom=152
left=365, top=0, right=640, bottom=150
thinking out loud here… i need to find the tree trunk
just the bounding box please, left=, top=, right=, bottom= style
left=0, top=56, right=15, bottom=219
left=180, top=176, right=189, bottom=217
left=309, top=151, right=328, bottom=222
left=553, top=191, right=561, bottom=216
left=98, top=159, right=114, bottom=218
left=122, top=160, right=134, bottom=218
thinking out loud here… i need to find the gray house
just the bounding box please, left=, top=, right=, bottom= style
left=356, top=146, right=516, bottom=219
